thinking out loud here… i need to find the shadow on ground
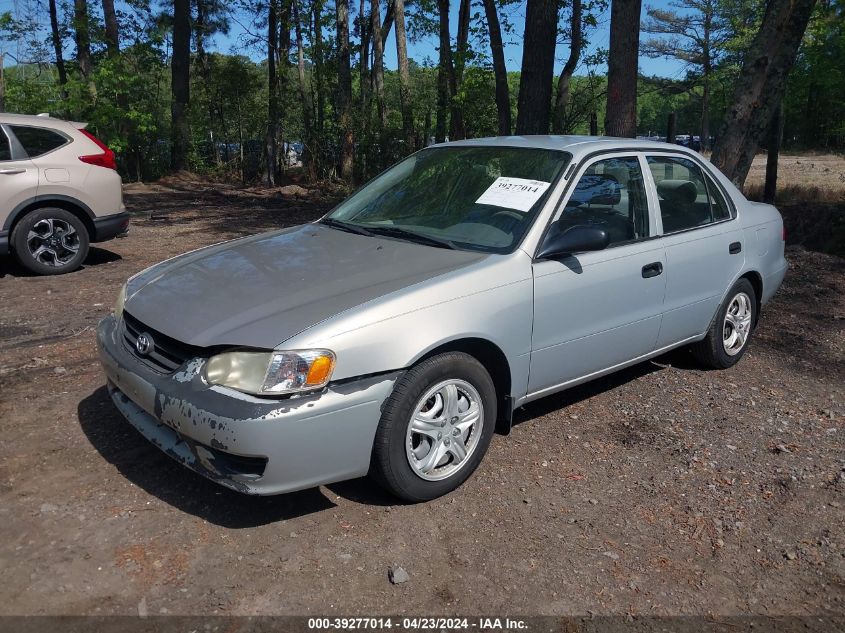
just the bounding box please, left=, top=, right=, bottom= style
left=0, top=246, right=122, bottom=278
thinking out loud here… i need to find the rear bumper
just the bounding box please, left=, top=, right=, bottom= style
left=762, top=261, right=788, bottom=306
left=92, top=211, right=130, bottom=242
left=96, top=314, right=399, bottom=495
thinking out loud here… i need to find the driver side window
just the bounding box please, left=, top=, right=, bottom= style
left=559, top=156, right=649, bottom=246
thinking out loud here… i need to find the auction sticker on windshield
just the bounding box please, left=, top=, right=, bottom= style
left=475, top=177, right=551, bottom=212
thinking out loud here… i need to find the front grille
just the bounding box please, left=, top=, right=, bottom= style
left=122, top=311, right=199, bottom=373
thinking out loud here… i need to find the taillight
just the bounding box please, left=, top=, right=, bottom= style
left=781, top=224, right=787, bottom=241
left=78, top=129, right=116, bottom=170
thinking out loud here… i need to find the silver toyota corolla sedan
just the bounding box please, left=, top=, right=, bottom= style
left=96, top=136, right=787, bottom=501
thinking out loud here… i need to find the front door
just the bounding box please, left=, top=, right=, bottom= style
left=528, top=154, right=666, bottom=397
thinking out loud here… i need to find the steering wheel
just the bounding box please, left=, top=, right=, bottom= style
left=490, top=209, right=524, bottom=223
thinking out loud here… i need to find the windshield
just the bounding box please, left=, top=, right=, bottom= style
left=324, top=146, right=571, bottom=253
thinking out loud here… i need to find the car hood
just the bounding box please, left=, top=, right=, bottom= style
left=124, top=223, right=488, bottom=348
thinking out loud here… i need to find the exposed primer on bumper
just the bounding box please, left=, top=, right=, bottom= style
left=96, top=315, right=400, bottom=495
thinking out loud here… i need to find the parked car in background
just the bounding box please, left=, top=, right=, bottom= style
left=97, top=136, right=787, bottom=502
left=0, top=113, right=128, bottom=275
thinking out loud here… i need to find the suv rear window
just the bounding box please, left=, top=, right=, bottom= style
left=10, top=125, right=68, bottom=157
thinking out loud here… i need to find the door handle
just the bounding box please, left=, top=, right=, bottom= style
left=642, top=262, right=663, bottom=278
left=729, top=241, right=742, bottom=254
left=0, top=168, right=25, bottom=175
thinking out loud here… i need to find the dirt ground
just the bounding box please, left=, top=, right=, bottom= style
left=0, top=167, right=844, bottom=620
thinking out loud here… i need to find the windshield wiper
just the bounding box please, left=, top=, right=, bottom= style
left=366, top=226, right=457, bottom=250
left=318, top=217, right=374, bottom=236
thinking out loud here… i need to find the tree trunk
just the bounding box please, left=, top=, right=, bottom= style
left=73, top=0, right=92, bottom=79
left=336, top=0, right=354, bottom=181
left=265, top=0, right=279, bottom=185
left=589, top=111, right=597, bottom=135
left=699, top=9, right=711, bottom=151
left=48, top=0, right=68, bottom=98
left=371, top=0, right=386, bottom=128
left=0, top=54, right=5, bottom=113
left=710, top=0, right=817, bottom=185
left=763, top=101, right=783, bottom=203
left=313, top=0, right=325, bottom=133
left=102, top=0, right=119, bottom=55
left=279, top=0, right=291, bottom=176
left=393, top=0, right=414, bottom=147
left=195, top=0, right=219, bottom=166
left=359, top=0, right=370, bottom=142
left=435, top=0, right=456, bottom=142
left=666, top=111, right=676, bottom=143
left=455, top=0, right=470, bottom=83
left=515, top=0, right=557, bottom=135
left=293, top=0, right=316, bottom=181
left=482, top=0, right=510, bottom=135
left=605, top=0, right=641, bottom=137
left=552, top=0, right=581, bottom=134
left=381, top=0, right=394, bottom=47
left=171, top=0, right=191, bottom=171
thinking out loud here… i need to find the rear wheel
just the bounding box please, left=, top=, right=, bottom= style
left=371, top=352, right=497, bottom=501
left=11, top=208, right=89, bottom=275
left=691, top=278, right=757, bottom=369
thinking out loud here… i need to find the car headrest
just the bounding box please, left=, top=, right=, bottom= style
left=657, top=179, right=697, bottom=205
left=572, top=173, right=621, bottom=206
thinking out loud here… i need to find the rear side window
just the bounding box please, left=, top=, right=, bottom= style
left=0, top=129, right=10, bottom=161
left=647, top=155, right=727, bottom=234
left=10, top=125, right=68, bottom=158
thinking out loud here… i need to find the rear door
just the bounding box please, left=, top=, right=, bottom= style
left=0, top=124, right=39, bottom=226
left=528, top=153, right=667, bottom=396
left=644, top=153, right=744, bottom=347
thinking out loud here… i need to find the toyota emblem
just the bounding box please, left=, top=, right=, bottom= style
left=136, top=332, right=153, bottom=356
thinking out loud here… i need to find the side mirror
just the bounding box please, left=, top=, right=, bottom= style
left=536, top=224, right=610, bottom=260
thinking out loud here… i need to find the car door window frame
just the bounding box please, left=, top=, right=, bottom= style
left=643, top=150, right=737, bottom=237
left=534, top=151, right=662, bottom=257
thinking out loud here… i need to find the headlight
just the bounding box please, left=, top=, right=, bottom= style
left=114, top=282, right=127, bottom=320
left=205, top=349, right=336, bottom=396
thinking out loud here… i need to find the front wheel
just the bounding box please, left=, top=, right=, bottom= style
left=11, top=208, right=90, bottom=275
left=691, top=278, right=757, bottom=369
left=371, top=352, right=497, bottom=502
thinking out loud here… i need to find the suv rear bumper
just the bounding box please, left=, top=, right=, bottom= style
left=92, top=211, right=130, bottom=242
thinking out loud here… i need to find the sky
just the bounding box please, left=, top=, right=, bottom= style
left=1, top=0, right=688, bottom=79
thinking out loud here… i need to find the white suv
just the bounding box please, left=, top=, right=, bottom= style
left=0, top=113, right=128, bottom=275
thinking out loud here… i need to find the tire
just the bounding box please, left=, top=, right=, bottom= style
left=371, top=352, right=497, bottom=502
left=690, top=278, right=757, bottom=369
left=11, top=208, right=90, bottom=275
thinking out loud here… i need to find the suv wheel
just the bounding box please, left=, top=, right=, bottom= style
left=11, top=208, right=90, bottom=275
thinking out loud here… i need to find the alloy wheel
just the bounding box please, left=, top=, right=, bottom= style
left=26, top=218, right=80, bottom=268
left=405, top=379, right=484, bottom=481
left=723, top=291, right=753, bottom=356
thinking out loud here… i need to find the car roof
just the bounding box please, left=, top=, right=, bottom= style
left=0, top=113, right=85, bottom=130
left=441, top=135, right=703, bottom=160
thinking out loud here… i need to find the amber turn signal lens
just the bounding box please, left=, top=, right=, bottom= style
left=305, top=354, right=335, bottom=386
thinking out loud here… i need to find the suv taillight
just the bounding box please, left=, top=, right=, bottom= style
left=78, top=129, right=116, bottom=170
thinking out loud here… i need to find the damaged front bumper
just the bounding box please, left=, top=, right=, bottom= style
left=96, top=315, right=399, bottom=495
